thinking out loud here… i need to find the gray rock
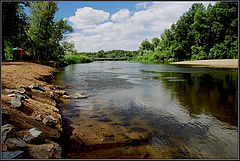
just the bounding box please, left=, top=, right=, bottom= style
left=2, top=150, right=24, bottom=159
left=23, top=128, right=45, bottom=144
left=35, top=114, right=43, bottom=121
left=27, top=142, right=61, bottom=159
left=1, top=124, right=14, bottom=142
left=10, top=97, right=23, bottom=109
left=5, top=138, right=27, bottom=150
left=29, top=83, right=45, bottom=92
left=2, top=109, right=10, bottom=124
left=42, top=115, right=56, bottom=127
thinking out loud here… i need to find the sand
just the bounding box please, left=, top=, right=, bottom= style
left=1, top=61, right=64, bottom=149
left=170, top=59, right=238, bottom=68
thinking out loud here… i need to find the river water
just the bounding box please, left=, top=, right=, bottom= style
left=52, top=61, right=238, bottom=159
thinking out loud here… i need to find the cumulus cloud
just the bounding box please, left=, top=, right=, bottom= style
left=111, top=9, right=130, bottom=22
left=66, top=2, right=215, bottom=52
left=68, top=7, right=109, bottom=29
left=135, top=2, right=151, bottom=9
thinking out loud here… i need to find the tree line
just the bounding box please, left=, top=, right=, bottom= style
left=137, top=2, right=238, bottom=63
left=2, top=2, right=74, bottom=63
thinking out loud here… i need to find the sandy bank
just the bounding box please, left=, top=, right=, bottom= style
left=1, top=61, right=67, bottom=159
left=170, top=59, right=238, bottom=68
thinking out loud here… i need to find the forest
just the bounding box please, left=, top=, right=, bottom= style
left=137, top=2, right=238, bottom=63
left=2, top=2, right=238, bottom=65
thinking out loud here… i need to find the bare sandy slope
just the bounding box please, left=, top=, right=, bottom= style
left=1, top=61, right=63, bottom=142
left=170, top=59, right=238, bottom=68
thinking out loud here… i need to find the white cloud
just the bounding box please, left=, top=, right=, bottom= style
left=111, top=9, right=130, bottom=22
left=135, top=2, right=151, bottom=9
left=68, top=7, right=110, bottom=29
left=66, top=2, right=215, bottom=52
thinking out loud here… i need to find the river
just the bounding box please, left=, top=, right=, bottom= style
left=52, top=61, right=238, bottom=159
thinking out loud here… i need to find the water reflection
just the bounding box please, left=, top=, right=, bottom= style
left=142, top=70, right=238, bottom=127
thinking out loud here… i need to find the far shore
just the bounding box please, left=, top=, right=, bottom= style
left=170, top=59, right=238, bottom=68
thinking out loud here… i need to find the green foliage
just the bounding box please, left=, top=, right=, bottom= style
left=59, top=54, right=93, bottom=66
left=137, top=2, right=238, bottom=64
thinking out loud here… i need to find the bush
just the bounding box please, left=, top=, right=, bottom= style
left=59, top=54, right=93, bottom=66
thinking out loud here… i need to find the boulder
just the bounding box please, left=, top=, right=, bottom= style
left=42, top=115, right=56, bottom=127
left=2, top=109, right=10, bottom=124
left=1, top=124, right=14, bottom=142
left=5, top=138, right=27, bottom=151
left=23, top=128, right=45, bottom=144
left=2, top=150, right=24, bottom=159
left=27, top=142, right=61, bottom=159
left=70, top=93, right=87, bottom=99
left=35, top=114, right=44, bottom=121
left=10, top=97, right=23, bottom=109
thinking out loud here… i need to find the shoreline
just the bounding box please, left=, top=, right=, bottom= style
left=170, top=59, right=238, bottom=68
left=1, top=61, right=71, bottom=159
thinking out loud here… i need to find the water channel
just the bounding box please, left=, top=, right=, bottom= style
left=52, top=61, right=238, bottom=159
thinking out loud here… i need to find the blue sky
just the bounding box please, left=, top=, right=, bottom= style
left=25, top=1, right=215, bottom=52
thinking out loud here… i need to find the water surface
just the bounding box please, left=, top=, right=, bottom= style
left=52, top=61, right=238, bottom=159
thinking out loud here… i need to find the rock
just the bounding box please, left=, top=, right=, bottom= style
left=42, top=115, right=56, bottom=127
left=48, top=105, right=59, bottom=113
left=23, top=128, right=45, bottom=144
left=10, top=97, right=23, bottom=109
left=70, top=93, right=87, bottom=99
left=54, top=90, right=66, bottom=96
left=2, top=150, right=24, bottom=159
left=27, top=142, right=61, bottom=159
left=1, top=124, right=14, bottom=142
left=14, top=88, right=26, bottom=94
left=35, top=114, right=44, bottom=121
left=7, top=93, right=16, bottom=97
left=2, top=109, right=10, bottom=124
left=5, top=138, right=27, bottom=151
left=28, top=83, right=45, bottom=92
left=62, top=95, right=70, bottom=99
left=68, top=134, right=85, bottom=151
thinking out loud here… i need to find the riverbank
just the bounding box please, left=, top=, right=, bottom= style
left=1, top=61, right=70, bottom=159
left=170, top=59, right=238, bottom=68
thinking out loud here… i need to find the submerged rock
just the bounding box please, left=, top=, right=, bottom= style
left=5, top=138, right=27, bottom=151
left=23, top=128, right=45, bottom=144
left=27, top=142, right=61, bottom=159
left=70, top=93, right=87, bottom=99
left=42, top=115, right=56, bottom=127
left=2, top=150, right=24, bottom=159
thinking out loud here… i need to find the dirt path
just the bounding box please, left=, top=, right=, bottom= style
left=170, top=59, right=238, bottom=68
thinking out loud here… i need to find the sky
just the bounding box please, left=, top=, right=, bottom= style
left=29, top=1, right=216, bottom=52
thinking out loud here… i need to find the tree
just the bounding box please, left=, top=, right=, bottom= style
left=27, top=1, right=73, bottom=61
